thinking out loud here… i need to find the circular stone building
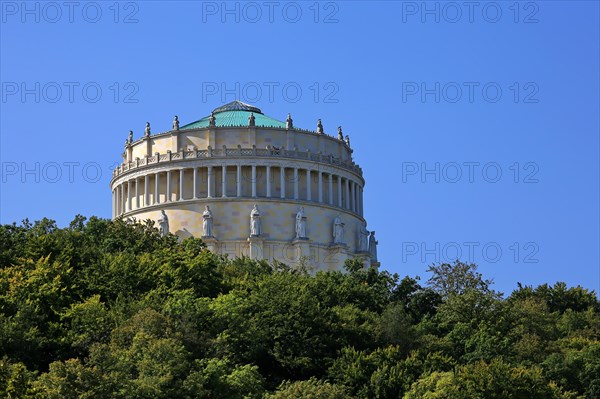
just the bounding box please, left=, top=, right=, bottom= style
left=111, top=101, right=379, bottom=270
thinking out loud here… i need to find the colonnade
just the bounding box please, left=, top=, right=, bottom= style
left=112, top=163, right=364, bottom=218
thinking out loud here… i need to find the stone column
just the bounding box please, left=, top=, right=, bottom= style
left=144, top=175, right=149, bottom=207
left=352, top=183, right=358, bottom=213
left=135, top=178, right=139, bottom=209
left=251, top=165, right=257, bottom=197
left=345, top=178, right=350, bottom=209
left=351, top=182, right=356, bottom=212
left=337, top=176, right=342, bottom=207
left=155, top=172, right=160, bottom=204
left=127, top=180, right=131, bottom=211
left=280, top=166, right=286, bottom=199
left=207, top=166, right=213, bottom=198
left=306, top=169, right=312, bottom=201
left=222, top=165, right=227, bottom=197
left=356, top=183, right=360, bottom=215
left=360, top=186, right=364, bottom=215
left=179, top=169, right=184, bottom=201
left=193, top=167, right=198, bottom=199
left=318, top=171, right=323, bottom=203
left=237, top=164, right=242, bottom=197
left=293, top=168, right=299, bottom=200
left=120, top=184, right=125, bottom=215
left=266, top=166, right=271, bottom=198
left=112, top=189, right=115, bottom=218
left=166, top=170, right=172, bottom=202
left=328, top=173, right=333, bottom=205
left=348, top=181, right=352, bottom=211
left=348, top=180, right=354, bottom=211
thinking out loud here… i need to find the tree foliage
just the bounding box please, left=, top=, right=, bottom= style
left=0, top=217, right=598, bottom=398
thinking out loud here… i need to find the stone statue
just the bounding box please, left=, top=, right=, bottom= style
left=173, top=115, right=179, bottom=130
left=358, top=221, right=369, bottom=252
left=158, top=210, right=169, bottom=237
left=250, top=204, right=261, bottom=236
left=209, top=112, right=216, bottom=127
left=286, top=113, right=293, bottom=129
left=202, top=205, right=213, bottom=237
left=369, top=231, right=378, bottom=261
left=248, top=112, right=256, bottom=127
left=317, top=119, right=324, bottom=134
left=295, top=207, right=307, bottom=239
left=128, top=130, right=133, bottom=144
left=333, top=214, right=344, bottom=244
left=337, top=126, right=343, bottom=140
left=144, top=122, right=151, bottom=137
left=345, top=135, right=350, bottom=147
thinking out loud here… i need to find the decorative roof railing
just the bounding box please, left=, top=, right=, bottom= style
left=127, top=126, right=352, bottom=151
left=113, top=146, right=362, bottom=179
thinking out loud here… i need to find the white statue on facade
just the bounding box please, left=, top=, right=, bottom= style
left=250, top=204, right=261, bottom=236
left=358, top=221, right=369, bottom=252
left=333, top=214, right=344, bottom=244
left=286, top=113, right=293, bottom=129
left=295, top=207, right=307, bottom=239
left=144, top=122, right=151, bottom=137
left=248, top=112, right=256, bottom=127
left=202, top=205, right=213, bottom=237
left=317, top=119, right=324, bottom=134
left=337, top=126, right=344, bottom=140
left=173, top=115, right=179, bottom=130
left=158, top=210, right=169, bottom=237
left=369, top=231, right=378, bottom=261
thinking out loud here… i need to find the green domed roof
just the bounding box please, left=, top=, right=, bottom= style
left=180, top=100, right=286, bottom=129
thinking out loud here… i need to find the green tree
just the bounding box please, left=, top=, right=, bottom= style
left=391, top=276, right=442, bottom=322
left=403, top=358, right=580, bottom=399
left=268, top=378, right=352, bottom=399
left=0, top=358, right=35, bottom=399
left=328, top=346, right=425, bottom=398
left=183, top=358, right=265, bottom=399
left=510, top=282, right=599, bottom=313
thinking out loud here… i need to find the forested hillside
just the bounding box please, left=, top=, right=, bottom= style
left=1, top=216, right=598, bottom=398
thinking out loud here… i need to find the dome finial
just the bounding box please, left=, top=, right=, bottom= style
left=212, top=100, right=262, bottom=115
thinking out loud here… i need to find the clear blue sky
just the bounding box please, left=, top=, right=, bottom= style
left=1, top=1, right=598, bottom=295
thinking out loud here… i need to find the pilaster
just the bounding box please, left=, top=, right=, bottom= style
left=247, top=236, right=264, bottom=260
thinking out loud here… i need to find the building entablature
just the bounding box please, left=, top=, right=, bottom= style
left=112, top=146, right=363, bottom=185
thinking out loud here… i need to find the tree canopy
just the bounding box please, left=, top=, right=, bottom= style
left=0, top=216, right=598, bottom=398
